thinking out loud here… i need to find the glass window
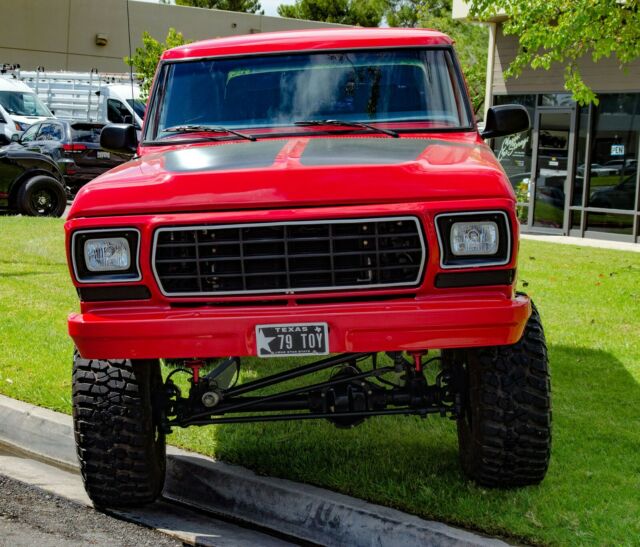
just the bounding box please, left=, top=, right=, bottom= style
left=570, top=209, right=581, bottom=231
left=107, top=99, right=132, bottom=124
left=586, top=212, right=634, bottom=235
left=37, top=123, right=64, bottom=141
left=150, top=49, right=472, bottom=139
left=71, top=124, right=102, bottom=143
left=19, top=123, right=40, bottom=143
left=126, top=99, right=146, bottom=120
left=492, top=95, right=536, bottom=224
left=587, top=94, right=639, bottom=210
left=539, top=94, right=574, bottom=107
left=572, top=106, right=590, bottom=206
left=0, top=91, right=51, bottom=117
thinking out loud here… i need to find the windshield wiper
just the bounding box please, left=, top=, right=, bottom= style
left=163, top=125, right=256, bottom=142
left=294, top=119, right=399, bottom=138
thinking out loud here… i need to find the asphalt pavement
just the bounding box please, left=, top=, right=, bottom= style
left=0, top=472, right=181, bottom=547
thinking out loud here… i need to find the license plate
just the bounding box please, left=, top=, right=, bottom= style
left=255, top=322, right=329, bottom=357
left=97, top=150, right=110, bottom=159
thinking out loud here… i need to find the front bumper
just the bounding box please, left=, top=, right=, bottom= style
left=69, top=294, right=531, bottom=359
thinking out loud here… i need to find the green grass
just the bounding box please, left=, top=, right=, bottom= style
left=1, top=216, right=639, bottom=546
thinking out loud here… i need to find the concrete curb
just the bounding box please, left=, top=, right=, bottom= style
left=0, top=394, right=509, bottom=547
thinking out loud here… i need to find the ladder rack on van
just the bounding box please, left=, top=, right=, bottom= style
left=6, top=67, right=141, bottom=122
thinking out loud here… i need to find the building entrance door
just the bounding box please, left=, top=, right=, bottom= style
left=529, top=109, right=577, bottom=232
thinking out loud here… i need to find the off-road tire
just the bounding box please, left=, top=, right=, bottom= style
left=17, top=175, right=66, bottom=217
left=455, top=300, right=551, bottom=487
left=72, top=353, right=166, bottom=507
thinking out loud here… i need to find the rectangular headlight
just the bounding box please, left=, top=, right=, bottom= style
left=72, top=229, right=141, bottom=283
left=435, top=211, right=511, bottom=269
left=450, top=221, right=499, bottom=256
left=84, top=237, right=131, bottom=271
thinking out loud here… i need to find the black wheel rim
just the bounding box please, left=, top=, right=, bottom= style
left=31, top=188, right=58, bottom=215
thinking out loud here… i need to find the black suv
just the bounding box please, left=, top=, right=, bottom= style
left=9, top=120, right=129, bottom=193
left=0, top=145, right=67, bottom=216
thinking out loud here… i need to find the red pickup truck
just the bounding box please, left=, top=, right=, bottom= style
left=66, top=28, right=551, bottom=508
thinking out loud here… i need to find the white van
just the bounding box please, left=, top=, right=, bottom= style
left=13, top=70, right=144, bottom=129
left=0, top=76, right=54, bottom=144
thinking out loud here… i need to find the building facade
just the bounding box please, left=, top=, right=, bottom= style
left=0, top=0, right=341, bottom=73
left=453, top=2, right=640, bottom=243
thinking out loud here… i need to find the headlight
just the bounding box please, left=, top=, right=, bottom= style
left=14, top=121, right=30, bottom=131
left=84, top=238, right=131, bottom=271
left=435, top=211, right=511, bottom=269
left=450, top=221, right=499, bottom=256
left=72, top=229, right=141, bottom=282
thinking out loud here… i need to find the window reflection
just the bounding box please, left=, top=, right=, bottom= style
left=492, top=95, right=535, bottom=224
left=587, top=94, right=639, bottom=212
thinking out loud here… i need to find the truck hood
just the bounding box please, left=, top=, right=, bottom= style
left=68, top=135, right=512, bottom=218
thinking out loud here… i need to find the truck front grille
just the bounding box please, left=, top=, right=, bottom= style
left=152, top=217, right=426, bottom=296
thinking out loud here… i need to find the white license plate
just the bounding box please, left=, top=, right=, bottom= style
left=255, top=322, right=329, bottom=358
left=97, top=151, right=110, bottom=159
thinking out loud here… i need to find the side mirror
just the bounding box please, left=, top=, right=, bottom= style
left=100, top=123, right=138, bottom=155
left=11, top=133, right=20, bottom=143
left=481, top=104, right=530, bottom=140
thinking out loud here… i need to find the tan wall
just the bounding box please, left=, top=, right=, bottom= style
left=493, top=25, right=640, bottom=95
left=0, top=0, right=343, bottom=72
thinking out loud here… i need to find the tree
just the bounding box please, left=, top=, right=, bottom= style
left=470, top=0, right=640, bottom=105
left=125, top=28, right=189, bottom=99
left=278, top=0, right=387, bottom=27
left=175, top=0, right=263, bottom=14
left=387, top=1, right=488, bottom=115
left=385, top=0, right=423, bottom=27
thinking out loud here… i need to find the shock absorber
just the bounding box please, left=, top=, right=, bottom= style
left=409, top=350, right=428, bottom=373
left=184, top=359, right=206, bottom=385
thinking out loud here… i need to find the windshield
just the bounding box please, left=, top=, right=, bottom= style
left=127, top=98, right=146, bottom=119
left=0, top=91, right=52, bottom=117
left=148, top=48, right=471, bottom=140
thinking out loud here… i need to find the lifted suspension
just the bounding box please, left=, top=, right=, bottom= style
left=161, top=352, right=461, bottom=432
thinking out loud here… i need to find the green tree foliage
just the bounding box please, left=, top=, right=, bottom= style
left=387, top=1, right=487, bottom=115
left=385, top=0, right=423, bottom=27
left=125, top=28, right=189, bottom=99
left=175, top=0, right=263, bottom=14
left=470, top=0, right=640, bottom=105
left=278, top=0, right=387, bottom=27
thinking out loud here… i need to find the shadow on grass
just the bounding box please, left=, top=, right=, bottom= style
left=201, top=344, right=640, bottom=544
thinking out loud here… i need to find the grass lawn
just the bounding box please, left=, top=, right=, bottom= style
left=1, top=216, right=639, bottom=546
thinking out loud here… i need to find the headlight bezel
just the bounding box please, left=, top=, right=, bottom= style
left=72, top=228, right=141, bottom=283
left=435, top=211, right=511, bottom=269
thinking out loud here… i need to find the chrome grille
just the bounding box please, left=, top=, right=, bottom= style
left=152, top=217, right=425, bottom=296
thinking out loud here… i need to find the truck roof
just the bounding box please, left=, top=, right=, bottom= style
left=0, top=76, right=35, bottom=93
left=162, top=28, right=453, bottom=61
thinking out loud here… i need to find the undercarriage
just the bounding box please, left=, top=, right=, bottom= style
left=161, top=352, right=462, bottom=430
left=71, top=300, right=551, bottom=508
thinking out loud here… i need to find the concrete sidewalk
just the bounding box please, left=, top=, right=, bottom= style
left=0, top=394, right=509, bottom=547
left=521, top=234, right=639, bottom=253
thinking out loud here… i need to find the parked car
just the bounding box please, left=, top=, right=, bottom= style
left=0, top=75, right=54, bottom=145
left=603, top=158, right=637, bottom=176
left=590, top=174, right=638, bottom=209
left=66, top=28, right=551, bottom=508
left=9, top=119, right=128, bottom=193
left=0, top=145, right=67, bottom=216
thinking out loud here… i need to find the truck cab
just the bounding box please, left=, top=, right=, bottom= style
left=0, top=75, right=54, bottom=144
left=65, top=29, right=551, bottom=508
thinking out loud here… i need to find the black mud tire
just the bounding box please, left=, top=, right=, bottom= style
left=16, top=175, right=67, bottom=217
left=72, top=353, right=166, bottom=507
left=455, top=301, right=551, bottom=487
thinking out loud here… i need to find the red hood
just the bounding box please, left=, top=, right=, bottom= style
left=68, top=134, right=512, bottom=219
